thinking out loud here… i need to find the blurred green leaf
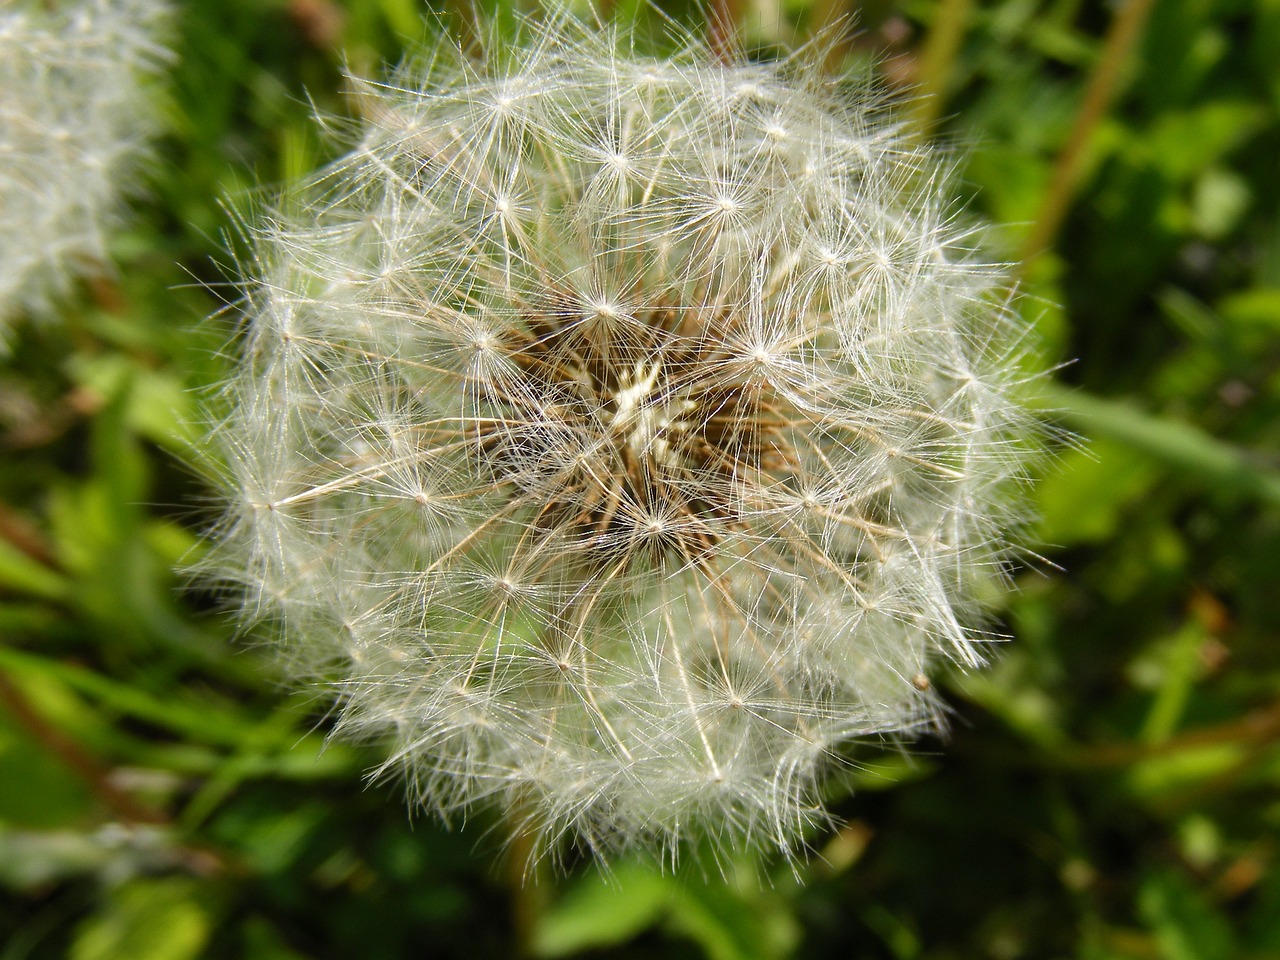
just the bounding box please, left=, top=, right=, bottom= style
left=378, top=0, right=425, bottom=40
left=859, top=903, right=921, bottom=960
left=1126, top=744, right=1244, bottom=801
left=70, top=878, right=212, bottom=960
left=65, top=354, right=198, bottom=458
left=531, top=861, right=672, bottom=957
left=665, top=881, right=799, bottom=960
left=1218, top=288, right=1280, bottom=333
left=1041, top=387, right=1280, bottom=508
left=0, top=540, right=68, bottom=603
left=242, top=916, right=313, bottom=960
left=0, top=647, right=268, bottom=750
left=951, top=648, right=1069, bottom=752
left=1132, top=621, right=1209, bottom=745
left=1134, top=102, right=1264, bottom=182
left=1190, top=166, right=1251, bottom=239
left=0, top=715, right=92, bottom=829
left=1137, top=871, right=1234, bottom=960
left=1034, top=439, right=1159, bottom=546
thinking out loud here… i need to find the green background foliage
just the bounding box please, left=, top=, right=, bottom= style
left=1, top=0, right=1278, bottom=956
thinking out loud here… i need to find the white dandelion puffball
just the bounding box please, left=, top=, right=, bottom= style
left=208, top=18, right=1039, bottom=860
left=0, top=0, right=170, bottom=342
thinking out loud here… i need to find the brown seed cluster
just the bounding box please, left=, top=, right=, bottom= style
left=473, top=296, right=801, bottom=573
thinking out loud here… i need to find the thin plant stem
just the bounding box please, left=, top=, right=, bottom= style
left=506, top=805, right=548, bottom=958
left=1066, top=701, right=1280, bottom=768
left=447, top=0, right=480, bottom=57
left=909, top=0, right=974, bottom=138
left=708, top=0, right=745, bottom=63
left=808, top=0, right=853, bottom=73
left=1017, top=0, right=1157, bottom=268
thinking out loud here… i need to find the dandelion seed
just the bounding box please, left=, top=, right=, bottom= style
left=0, top=0, right=170, bottom=345
left=203, top=13, right=1041, bottom=864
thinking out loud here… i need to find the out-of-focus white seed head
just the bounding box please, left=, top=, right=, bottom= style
left=202, top=13, right=1043, bottom=865
left=0, top=0, right=170, bottom=346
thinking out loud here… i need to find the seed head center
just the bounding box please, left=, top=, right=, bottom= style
left=609, top=360, right=694, bottom=467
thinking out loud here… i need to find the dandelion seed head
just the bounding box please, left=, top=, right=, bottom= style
left=0, top=0, right=170, bottom=345
left=203, top=13, right=1042, bottom=864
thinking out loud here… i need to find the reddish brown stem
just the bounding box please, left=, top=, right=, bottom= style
left=1017, top=0, right=1157, bottom=267
left=708, top=0, right=745, bottom=64
left=809, top=0, right=853, bottom=74
left=0, top=504, right=59, bottom=570
left=448, top=0, right=481, bottom=58
left=0, top=670, right=166, bottom=825
left=1068, top=701, right=1280, bottom=768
